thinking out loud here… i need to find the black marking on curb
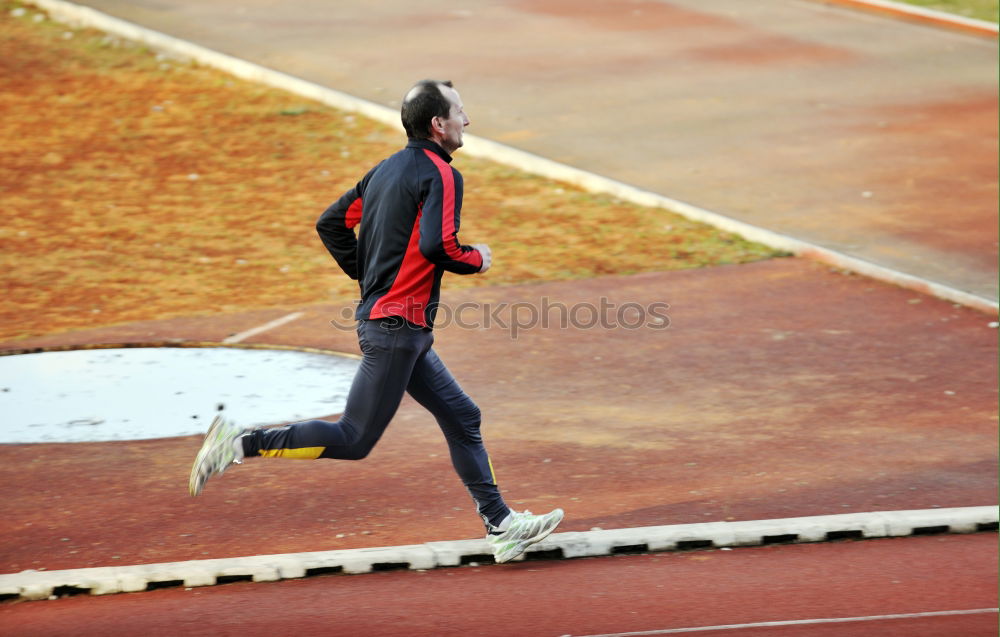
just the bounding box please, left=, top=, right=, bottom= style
left=305, top=566, right=343, bottom=578
left=523, top=548, right=564, bottom=561
left=610, top=544, right=649, bottom=555
left=826, top=529, right=865, bottom=541
left=676, top=539, right=715, bottom=551
left=216, top=574, right=254, bottom=585
left=371, top=562, right=411, bottom=572
left=762, top=534, right=800, bottom=545
left=911, top=525, right=950, bottom=536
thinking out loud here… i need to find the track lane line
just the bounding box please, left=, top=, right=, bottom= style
left=569, top=607, right=1000, bottom=636
left=222, top=311, right=304, bottom=344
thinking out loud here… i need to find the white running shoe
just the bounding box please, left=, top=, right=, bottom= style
left=188, top=414, right=245, bottom=496
left=487, top=508, right=564, bottom=563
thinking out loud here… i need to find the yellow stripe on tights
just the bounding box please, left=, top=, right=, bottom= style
left=488, top=456, right=497, bottom=485
left=257, top=447, right=325, bottom=459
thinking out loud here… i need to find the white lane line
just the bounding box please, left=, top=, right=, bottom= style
left=571, top=608, right=1000, bottom=636
left=222, top=312, right=304, bottom=344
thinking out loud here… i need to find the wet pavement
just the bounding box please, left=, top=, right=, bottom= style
left=0, top=346, right=357, bottom=442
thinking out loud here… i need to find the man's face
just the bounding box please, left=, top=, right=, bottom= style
left=436, top=86, right=470, bottom=154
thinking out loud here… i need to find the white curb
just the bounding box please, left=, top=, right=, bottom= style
left=24, top=0, right=999, bottom=315
left=2, top=507, right=995, bottom=602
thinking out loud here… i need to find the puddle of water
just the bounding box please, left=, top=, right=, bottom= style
left=0, top=347, right=359, bottom=443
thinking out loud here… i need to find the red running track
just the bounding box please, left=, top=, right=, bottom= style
left=2, top=533, right=996, bottom=637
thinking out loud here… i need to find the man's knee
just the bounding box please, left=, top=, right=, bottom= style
left=339, top=445, right=373, bottom=461
left=444, top=406, right=483, bottom=445
left=450, top=396, right=480, bottom=426
left=323, top=434, right=376, bottom=460
left=456, top=403, right=483, bottom=440
left=344, top=428, right=378, bottom=460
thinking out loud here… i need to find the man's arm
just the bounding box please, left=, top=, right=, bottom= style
left=417, top=160, right=485, bottom=275
left=317, top=161, right=386, bottom=279
left=317, top=159, right=385, bottom=281
left=316, top=186, right=362, bottom=280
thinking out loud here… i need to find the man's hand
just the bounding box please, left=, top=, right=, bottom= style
left=471, top=244, right=492, bottom=273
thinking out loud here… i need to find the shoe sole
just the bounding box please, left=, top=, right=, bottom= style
left=495, top=509, right=564, bottom=563
left=188, top=415, right=226, bottom=496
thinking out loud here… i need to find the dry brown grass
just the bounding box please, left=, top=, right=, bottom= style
left=0, top=3, right=779, bottom=342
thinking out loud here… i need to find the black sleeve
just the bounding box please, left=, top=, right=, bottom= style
left=316, top=185, right=362, bottom=280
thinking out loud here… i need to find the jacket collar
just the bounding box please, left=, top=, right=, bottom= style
left=406, top=138, right=452, bottom=163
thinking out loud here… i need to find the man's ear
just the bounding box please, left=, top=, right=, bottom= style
left=430, top=116, right=445, bottom=134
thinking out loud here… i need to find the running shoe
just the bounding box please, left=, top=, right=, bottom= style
left=487, top=508, right=564, bottom=563
left=188, top=414, right=245, bottom=496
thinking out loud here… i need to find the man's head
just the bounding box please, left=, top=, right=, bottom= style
left=401, top=79, right=469, bottom=154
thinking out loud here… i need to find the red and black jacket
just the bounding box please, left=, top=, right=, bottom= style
left=317, top=139, right=484, bottom=328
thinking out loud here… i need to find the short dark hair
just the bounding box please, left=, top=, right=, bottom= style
left=401, top=80, right=454, bottom=140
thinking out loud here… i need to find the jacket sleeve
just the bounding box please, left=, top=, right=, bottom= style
left=316, top=172, right=371, bottom=280
left=417, top=164, right=484, bottom=275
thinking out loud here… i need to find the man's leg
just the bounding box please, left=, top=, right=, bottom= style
left=405, top=347, right=510, bottom=530
left=405, top=346, right=564, bottom=562
left=243, top=319, right=433, bottom=460
left=190, top=319, right=432, bottom=495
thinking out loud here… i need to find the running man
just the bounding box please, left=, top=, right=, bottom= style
left=189, top=79, right=563, bottom=563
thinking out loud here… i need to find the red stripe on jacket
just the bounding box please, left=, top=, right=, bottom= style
left=344, top=197, right=363, bottom=229
left=369, top=208, right=436, bottom=326
left=422, top=149, right=482, bottom=269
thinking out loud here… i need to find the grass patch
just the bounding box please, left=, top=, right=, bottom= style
left=896, top=0, right=998, bottom=22
left=0, top=2, right=780, bottom=342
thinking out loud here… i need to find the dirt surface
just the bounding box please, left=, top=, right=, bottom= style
left=1, top=534, right=996, bottom=637
left=2, top=259, right=996, bottom=573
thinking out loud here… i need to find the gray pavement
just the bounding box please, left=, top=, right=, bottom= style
left=63, top=0, right=999, bottom=302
